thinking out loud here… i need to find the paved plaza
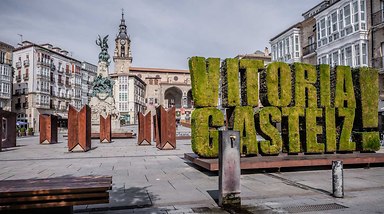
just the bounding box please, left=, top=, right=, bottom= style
left=1, top=125, right=384, bottom=213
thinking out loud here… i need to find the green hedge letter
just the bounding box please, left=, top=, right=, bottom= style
left=191, top=108, right=224, bottom=157
left=305, top=108, right=325, bottom=153
left=257, top=107, right=282, bottom=155
left=335, top=66, right=356, bottom=108
left=337, top=108, right=355, bottom=151
left=221, top=58, right=240, bottom=107
left=282, top=107, right=304, bottom=153
left=189, top=57, right=220, bottom=107
left=352, top=67, right=380, bottom=151
left=319, top=64, right=331, bottom=107
left=261, top=62, right=292, bottom=107
left=231, top=106, right=258, bottom=156
left=239, top=59, right=263, bottom=107
left=293, top=63, right=318, bottom=108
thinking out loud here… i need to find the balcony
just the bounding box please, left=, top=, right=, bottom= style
left=0, top=92, right=10, bottom=99
left=16, top=62, right=21, bottom=69
left=65, top=82, right=71, bottom=87
left=303, top=43, right=317, bottom=56
left=23, top=74, right=29, bottom=81
left=15, top=103, right=21, bottom=110
left=0, top=74, right=10, bottom=81
left=373, top=57, right=384, bottom=72
left=16, top=75, right=21, bottom=82
left=65, top=69, right=71, bottom=76
left=35, top=102, right=50, bottom=109
left=23, top=60, right=29, bottom=67
left=372, top=9, right=384, bottom=26
left=23, top=102, right=29, bottom=109
left=58, top=81, right=64, bottom=86
left=37, top=61, right=51, bottom=67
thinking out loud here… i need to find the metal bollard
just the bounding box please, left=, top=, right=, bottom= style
left=332, top=160, right=344, bottom=198
left=218, top=130, right=241, bottom=207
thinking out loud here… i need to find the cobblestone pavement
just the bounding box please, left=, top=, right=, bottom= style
left=1, top=126, right=384, bottom=213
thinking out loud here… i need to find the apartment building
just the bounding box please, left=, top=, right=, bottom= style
left=315, top=0, right=369, bottom=67
left=0, top=41, right=13, bottom=111
left=81, top=61, right=97, bottom=105
left=12, top=41, right=93, bottom=131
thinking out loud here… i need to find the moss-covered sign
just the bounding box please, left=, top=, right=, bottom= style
left=189, top=57, right=380, bottom=158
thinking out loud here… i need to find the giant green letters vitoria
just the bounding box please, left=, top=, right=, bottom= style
left=189, top=56, right=380, bottom=158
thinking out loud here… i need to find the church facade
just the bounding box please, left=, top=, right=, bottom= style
left=111, top=12, right=192, bottom=125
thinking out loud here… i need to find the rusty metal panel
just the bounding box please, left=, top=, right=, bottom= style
left=155, top=106, right=176, bottom=150
left=100, top=115, right=111, bottom=143
left=138, top=112, right=151, bottom=145
left=68, top=105, right=91, bottom=152
left=153, top=115, right=158, bottom=144
left=0, top=110, right=16, bottom=149
left=39, top=114, right=58, bottom=144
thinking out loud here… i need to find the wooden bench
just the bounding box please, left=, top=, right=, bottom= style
left=0, top=176, right=112, bottom=214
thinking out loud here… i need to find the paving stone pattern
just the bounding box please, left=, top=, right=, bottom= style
left=0, top=126, right=384, bottom=213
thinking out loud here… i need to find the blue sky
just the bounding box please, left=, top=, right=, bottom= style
left=0, top=0, right=320, bottom=69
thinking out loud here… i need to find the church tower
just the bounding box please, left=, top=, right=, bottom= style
left=114, top=9, right=132, bottom=73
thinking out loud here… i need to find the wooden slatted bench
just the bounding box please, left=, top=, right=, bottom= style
left=0, top=176, right=112, bottom=214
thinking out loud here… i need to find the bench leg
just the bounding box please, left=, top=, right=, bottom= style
left=0, top=206, right=73, bottom=214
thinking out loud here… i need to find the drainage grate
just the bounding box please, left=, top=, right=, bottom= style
left=284, top=203, right=348, bottom=213
left=191, top=207, right=212, bottom=213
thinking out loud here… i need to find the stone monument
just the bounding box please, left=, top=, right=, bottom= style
left=90, top=35, right=121, bottom=133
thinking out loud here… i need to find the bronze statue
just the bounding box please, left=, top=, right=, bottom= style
left=96, top=35, right=110, bottom=65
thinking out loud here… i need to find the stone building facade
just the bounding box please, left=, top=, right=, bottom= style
left=129, top=67, right=192, bottom=121
left=111, top=11, right=192, bottom=123
left=111, top=12, right=146, bottom=125
left=0, top=41, right=13, bottom=111
left=12, top=41, right=95, bottom=131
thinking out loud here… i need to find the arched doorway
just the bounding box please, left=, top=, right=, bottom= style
left=187, top=90, right=193, bottom=108
left=164, top=87, right=182, bottom=108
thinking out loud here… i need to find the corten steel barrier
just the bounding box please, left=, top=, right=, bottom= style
left=138, top=112, right=151, bottom=145
left=68, top=105, right=91, bottom=152
left=100, top=115, right=111, bottom=143
left=0, top=110, right=16, bottom=151
left=155, top=106, right=176, bottom=150
left=153, top=115, right=157, bottom=143
left=39, top=114, right=58, bottom=144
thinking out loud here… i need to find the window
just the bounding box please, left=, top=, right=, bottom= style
left=341, top=49, right=345, bottom=65
left=339, top=9, right=344, bottom=37
left=360, top=0, right=366, bottom=30
left=333, top=51, right=339, bottom=66
left=344, top=4, right=351, bottom=26
left=353, top=1, right=359, bottom=31
left=362, top=43, right=367, bottom=65
left=295, top=35, right=299, bottom=57
left=321, top=56, right=327, bottom=64
left=327, top=16, right=331, bottom=36
left=174, top=76, right=178, bottom=81
left=355, top=44, right=360, bottom=66
left=331, top=11, right=338, bottom=33
left=329, top=54, right=333, bottom=66
left=285, top=37, right=290, bottom=56
left=346, top=46, right=352, bottom=66
left=320, top=18, right=326, bottom=38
